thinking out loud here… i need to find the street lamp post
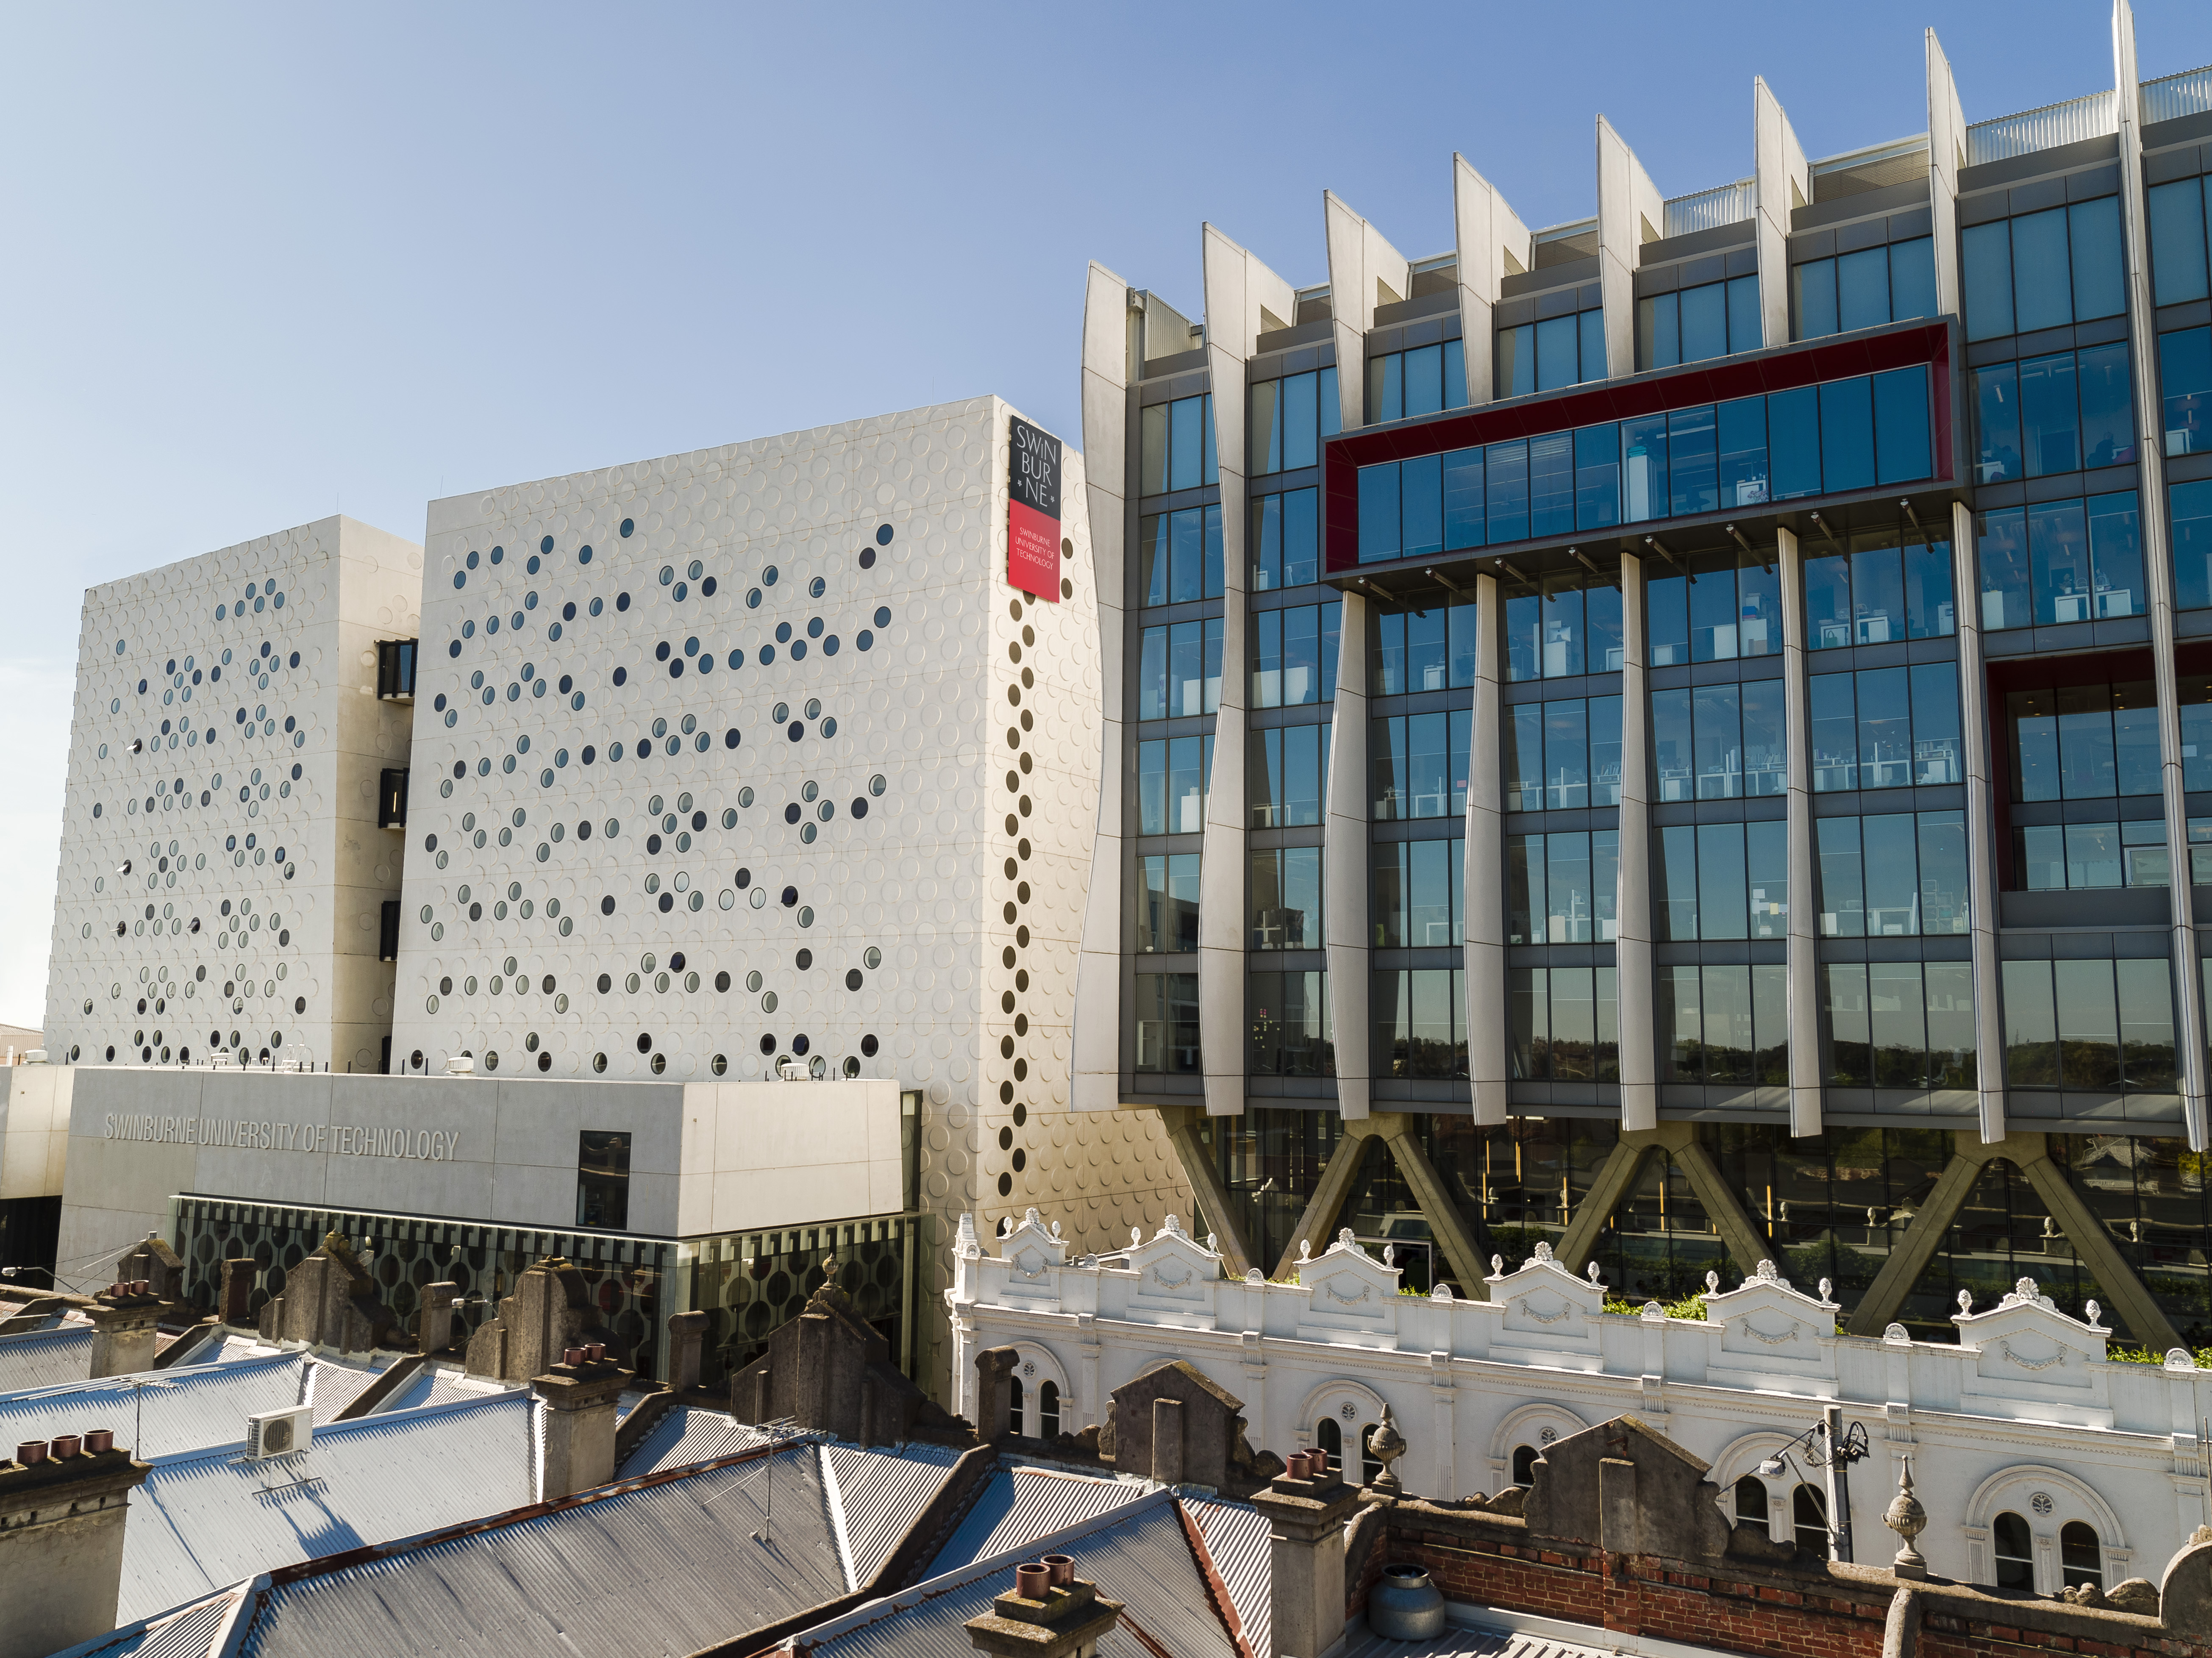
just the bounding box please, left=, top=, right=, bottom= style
left=1757, top=1403, right=1871, bottom=1563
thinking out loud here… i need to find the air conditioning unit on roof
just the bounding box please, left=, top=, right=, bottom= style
left=245, top=1404, right=313, bottom=1460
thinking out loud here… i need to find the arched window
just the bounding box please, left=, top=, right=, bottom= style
left=1360, top=1424, right=1384, bottom=1486
left=2060, top=1520, right=2101, bottom=1590
left=1009, top=1375, right=1024, bottom=1438
left=1993, top=1511, right=2034, bottom=1589
left=1315, top=1417, right=1342, bottom=1475
left=1792, top=1485, right=1829, bottom=1556
left=1039, top=1380, right=1061, bottom=1441
left=1734, top=1476, right=1767, bottom=1529
left=1511, top=1444, right=1539, bottom=1486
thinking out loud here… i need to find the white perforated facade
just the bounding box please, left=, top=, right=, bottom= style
left=41, top=517, right=423, bottom=1077
left=384, top=397, right=1195, bottom=1390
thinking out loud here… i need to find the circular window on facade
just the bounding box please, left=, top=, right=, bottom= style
left=869, top=774, right=887, bottom=796
left=798, top=905, right=815, bottom=928
left=711, top=1053, right=728, bottom=1076
left=760, top=991, right=778, bottom=1013
left=749, top=888, right=767, bottom=909
left=864, top=946, right=882, bottom=969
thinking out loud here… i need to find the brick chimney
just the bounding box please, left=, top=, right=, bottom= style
left=416, top=1282, right=460, bottom=1355
left=113, top=1235, right=184, bottom=1304
left=963, top=1556, right=1123, bottom=1658
left=0, top=1431, right=152, bottom=1658
left=1250, top=1452, right=1362, bottom=1658
left=85, top=1283, right=163, bottom=1379
left=534, top=1344, right=634, bottom=1500
left=665, top=1310, right=708, bottom=1394
left=974, top=1346, right=1019, bottom=1443
left=219, top=1258, right=257, bottom=1326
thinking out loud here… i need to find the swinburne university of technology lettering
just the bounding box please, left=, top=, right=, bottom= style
left=102, top=1114, right=461, bottom=1161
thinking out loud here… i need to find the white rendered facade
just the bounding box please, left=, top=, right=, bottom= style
left=953, top=1212, right=2212, bottom=1597
left=42, top=517, right=422, bottom=1077
left=384, top=397, right=1196, bottom=1390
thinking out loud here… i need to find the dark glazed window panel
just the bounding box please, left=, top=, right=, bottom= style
left=2012, top=207, right=2075, bottom=333
left=1358, top=464, right=1400, bottom=564
left=1768, top=386, right=1821, bottom=500
left=1487, top=439, right=1529, bottom=544
left=1872, top=366, right=1930, bottom=486
left=1401, top=454, right=1444, bottom=557
left=2160, top=328, right=2212, bottom=459
left=1529, top=432, right=1574, bottom=539
left=1973, top=362, right=2023, bottom=483
left=2075, top=343, right=2135, bottom=469
left=2067, top=196, right=2125, bottom=322
left=2019, top=351, right=2082, bottom=476
left=1962, top=219, right=2015, bottom=342
left=576, top=1130, right=632, bottom=1230
left=1817, top=376, right=1873, bottom=494
left=1836, top=245, right=1890, bottom=334
left=1667, top=405, right=1718, bottom=519
left=1575, top=424, right=1620, bottom=530
left=2149, top=177, right=2211, bottom=307
left=1621, top=413, right=1667, bottom=522
left=2177, top=480, right=2212, bottom=611
left=1717, top=396, right=1768, bottom=507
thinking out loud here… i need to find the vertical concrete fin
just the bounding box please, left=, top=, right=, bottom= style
left=1467, top=575, right=1508, bottom=1122
left=1595, top=117, right=1662, bottom=381
left=1326, top=591, right=1373, bottom=1119
left=1074, top=263, right=1133, bottom=1113
left=1778, top=527, right=1822, bottom=1136
left=1452, top=157, right=1522, bottom=409
left=2112, top=0, right=2207, bottom=1152
left=1950, top=504, right=2008, bottom=1144
left=1197, top=226, right=1289, bottom=1121
left=1323, top=190, right=1411, bottom=429
left=1615, top=553, right=1656, bottom=1130
left=1926, top=31, right=1966, bottom=319
left=1753, top=79, right=1808, bottom=349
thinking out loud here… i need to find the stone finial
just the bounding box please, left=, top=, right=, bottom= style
left=1130, top=1225, right=1141, bottom=1247
left=1531, top=1241, right=1554, bottom=1264
left=956, top=1214, right=980, bottom=1257
left=1430, top=1283, right=1453, bottom=1302
left=1490, top=1255, right=1503, bottom=1277
left=1367, top=1404, right=1407, bottom=1497
left=1244, top=1268, right=1264, bottom=1285
left=1206, top=1233, right=1217, bottom=1255
left=2083, top=1299, right=2102, bottom=1328
left=1298, top=1239, right=1312, bottom=1263
left=1163, top=1214, right=1184, bottom=1236
left=1382, top=1244, right=1395, bottom=1268
left=1818, top=1277, right=1834, bottom=1304
left=1585, top=1261, right=1601, bottom=1285
left=1754, top=1259, right=1778, bottom=1281
left=1884, top=1456, right=1929, bottom=1580
left=1884, top=1323, right=1911, bottom=1343
left=1956, top=1290, right=1973, bottom=1314
left=1335, top=1227, right=1355, bottom=1250
left=1705, top=1271, right=1720, bottom=1294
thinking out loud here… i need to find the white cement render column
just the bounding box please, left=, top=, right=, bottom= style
left=2115, top=0, right=2208, bottom=1151
left=1950, top=504, right=2008, bottom=1143
left=1753, top=79, right=1809, bottom=350
left=1467, top=574, right=1509, bottom=1122
left=1926, top=31, right=1967, bottom=319
left=1451, top=158, right=1527, bottom=410
left=1195, top=226, right=1298, bottom=1120
left=1596, top=118, right=1663, bottom=382
left=1072, top=264, right=1133, bottom=1114
left=1326, top=590, right=1374, bottom=1120
left=1777, top=528, right=1823, bottom=1136
left=1617, top=554, right=1657, bottom=1130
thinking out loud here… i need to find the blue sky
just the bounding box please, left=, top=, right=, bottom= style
left=0, top=1, right=2201, bottom=1026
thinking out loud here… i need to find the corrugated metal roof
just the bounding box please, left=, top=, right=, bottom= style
left=0, top=1352, right=314, bottom=1460
left=0, top=1324, right=94, bottom=1395
left=47, top=1587, right=247, bottom=1658
left=1341, top=1617, right=1701, bottom=1658
left=368, top=1363, right=515, bottom=1414
left=299, top=1357, right=388, bottom=1423
left=1183, top=1494, right=1271, bottom=1658
left=229, top=1445, right=856, bottom=1658
left=823, top=1441, right=968, bottom=1586
left=928, top=1465, right=1146, bottom=1575
left=615, top=1403, right=770, bottom=1477
left=118, top=1390, right=541, bottom=1625
left=790, top=1490, right=1238, bottom=1658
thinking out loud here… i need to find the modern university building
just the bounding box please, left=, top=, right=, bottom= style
left=1070, top=8, right=2212, bottom=1357
left=20, top=398, right=1197, bottom=1401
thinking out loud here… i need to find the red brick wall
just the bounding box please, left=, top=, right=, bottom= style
left=1351, top=1520, right=2207, bottom=1658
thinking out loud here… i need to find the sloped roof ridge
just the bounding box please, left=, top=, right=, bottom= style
left=0, top=1348, right=299, bottom=1406
left=135, top=1384, right=537, bottom=1471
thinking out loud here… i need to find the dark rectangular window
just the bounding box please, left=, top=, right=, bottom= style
left=1639, top=274, right=1760, bottom=369
left=1367, top=343, right=1465, bottom=423
left=577, top=1131, right=632, bottom=1231
left=377, top=767, right=408, bottom=829
left=2176, top=478, right=2212, bottom=611
left=1249, top=488, right=1321, bottom=591
left=1248, top=971, right=1332, bottom=1076
left=375, top=639, right=416, bottom=700
left=2148, top=177, right=2211, bottom=307
left=1140, top=393, right=1216, bottom=496
left=1962, top=202, right=2124, bottom=342
left=1139, top=505, right=1224, bottom=604
left=1137, top=853, right=1202, bottom=950
left=378, top=900, right=400, bottom=963
left=1250, top=368, right=1340, bottom=475
left=2002, top=957, right=2174, bottom=1095
left=1510, top=966, right=1620, bottom=1082
left=1976, top=491, right=2143, bottom=628
left=1136, top=975, right=1201, bottom=1072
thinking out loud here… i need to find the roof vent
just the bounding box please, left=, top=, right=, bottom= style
left=443, top=1053, right=475, bottom=1076
left=244, top=1404, right=313, bottom=1460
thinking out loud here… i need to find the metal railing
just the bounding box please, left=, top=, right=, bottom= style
left=1965, top=88, right=2116, bottom=167
left=1664, top=179, right=1755, bottom=239
left=2143, top=65, right=2212, bottom=126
